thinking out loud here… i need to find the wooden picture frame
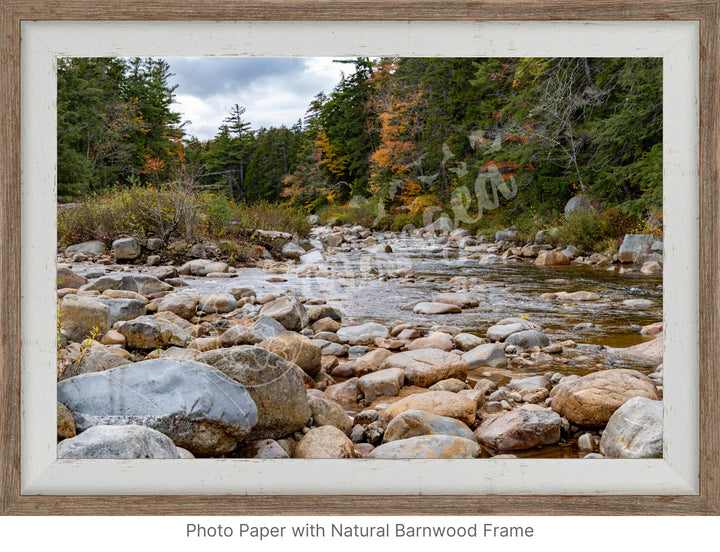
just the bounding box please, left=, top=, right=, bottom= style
left=1, top=0, right=718, bottom=516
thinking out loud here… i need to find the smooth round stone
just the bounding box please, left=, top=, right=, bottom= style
left=551, top=369, right=660, bottom=426
left=413, top=302, right=462, bottom=315
left=383, top=409, right=475, bottom=443
left=381, top=348, right=467, bottom=388
left=294, top=426, right=355, bottom=458
left=474, top=408, right=563, bottom=452
left=337, top=323, right=390, bottom=345
left=382, top=391, right=477, bottom=426
left=369, top=435, right=481, bottom=459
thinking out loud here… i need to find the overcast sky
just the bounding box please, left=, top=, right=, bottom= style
left=165, top=57, right=352, bottom=141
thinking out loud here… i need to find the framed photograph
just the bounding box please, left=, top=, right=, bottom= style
left=1, top=1, right=718, bottom=515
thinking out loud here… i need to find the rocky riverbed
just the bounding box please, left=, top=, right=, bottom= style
left=55, top=222, right=664, bottom=459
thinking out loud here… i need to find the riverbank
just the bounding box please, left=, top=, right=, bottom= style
left=55, top=220, right=663, bottom=460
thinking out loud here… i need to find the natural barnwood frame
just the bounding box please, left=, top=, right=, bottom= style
left=1, top=0, right=718, bottom=516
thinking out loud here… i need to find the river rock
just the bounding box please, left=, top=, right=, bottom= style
left=59, top=295, right=111, bottom=342
left=641, top=261, right=662, bottom=274
left=369, top=434, right=480, bottom=459
left=382, top=391, right=476, bottom=426
left=353, top=348, right=394, bottom=376
left=294, top=425, right=354, bottom=458
left=307, top=305, right=343, bottom=323
left=57, top=402, right=76, bottom=439
left=430, top=378, right=470, bottom=392
left=453, top=332, right=486, bottom=352
left=57, top=266, right=88, bottom=290
left=535, top=250, right=570, bottom=266
left=60, top=349, right=132, bottom=380
left=599, top=397, right=663, bottom=458
left=358, top=368, right=405, bottom=404
left=96, top=297, right=147, bottom=327
left=281, top=242, right=306, bottom=259
left=308, top=395, right=352, bottom=435
left=251, top=316, right=287, bottom=341
left=381, top=348, right=467, bottom=388
left=258, top=296, right=308, bottom=331
left=324, top=378, right=362, bottom=406
left=238, top=439, right=290, bottom=459
left=462, top=343, right=507, bottom=369
left=618, top=234, right=655, bottom=263
left=433, top=293, right=478, bottom=308
left=474, top=408, right=563, bottom=452
left=57, top=424, right=181, bottom=459
left=383, top=409, right=475, bottom=444
left=57, top=358, right=258, bottom=455
left=550, top=368, right=660, bottom=426
left=101, top=289, right=149, bottom=304
left=312, top=317, right=341, bottom=333
left=300, top=250, right=324, bottom=265
left=486, top=318, right=541, bottom=342
left=112, top=237, right=141, bottom=261
left=407, top=331, right=454, bottom=351
left=81, top=273, right=172, bottom=295
left=65, top=240, right=105, bottom=256
left=607, top=336, right=663, bottom=366
left=157, top=293, right=200, bottom=320
left=505, top=329, right=550, bottom=349
left=413, top=301, right=462, bottom=315
left=337, top=322, right=389, bottom=345
left=507, top=375, right=551, bottom=392
left=113, top=317, right=163, bottom=350
left=197, top=293, right=238, bottom=314
left=178, top=259, right=230, bottom=276
left=195, top=345, right=311, bottom=439
left=219, top=325, right=261, bottom=347
left=258, top=331, right=322, bottom=377
left=541, top=291, right=601, bottom=301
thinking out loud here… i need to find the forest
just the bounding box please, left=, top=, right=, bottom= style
left=58, top=56, right=662, bottom=248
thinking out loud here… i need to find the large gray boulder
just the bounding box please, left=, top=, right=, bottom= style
left=258, top=296, right=309, bottom=331
left=599, top=397, right=663, bottom=458
left=112, top=237, right=142, bottom=261
left=618, top=234, right=655, bottom=263
left=281, top=242, right=306, bottom=259
left=197, top=345, right=311, bottom=440
left=358, top=368, right=405, bottom=404
left=57, top=358, right=258, bottom=456
left=57, top=424, right=181, bottom=459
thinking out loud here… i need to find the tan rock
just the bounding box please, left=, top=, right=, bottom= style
left=535, top=251, right=570, bottom=266
left=57, top=402, right=76, bottom=440
left=294, top=426, right=355, bottom=458
left=259, top=331, right=322, bottom=377
left=353, top=348, right=393, bottom=376
left=551, top=368, right=660, bottom=426
left=381, top=348, right=467, bottom=388
left=187, top=337, right=221, bottom=352
left=382, top=391, right=477, bottom=426
left=407, top=331, right=454, bottom=352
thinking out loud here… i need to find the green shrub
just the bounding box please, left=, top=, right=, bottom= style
left=558, top=208, right=637, bottom=254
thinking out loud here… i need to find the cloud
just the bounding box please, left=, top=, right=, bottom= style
left=166, top=57, right=353, bottom=140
